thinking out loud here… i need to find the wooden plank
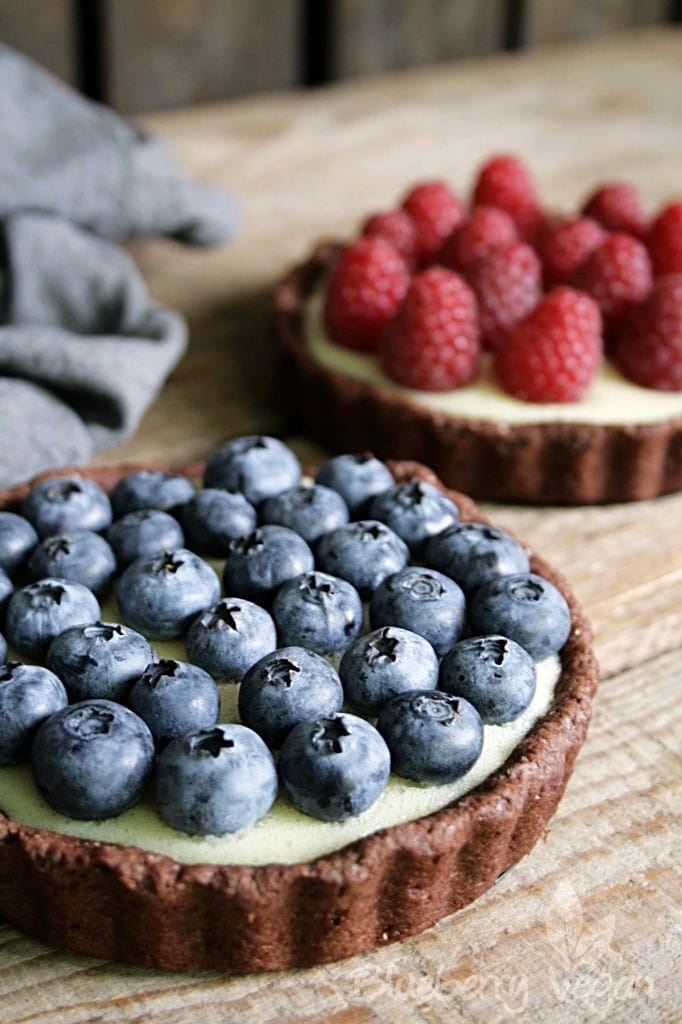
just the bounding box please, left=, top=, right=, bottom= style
left=526, top=0, right=670, bottom=45
left=332, top=0, right=505, bottom=78
left=102, top=0, right=301, bottom=114
left=0, top=0, right=76, bottom=83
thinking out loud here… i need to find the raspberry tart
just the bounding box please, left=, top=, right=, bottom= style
left=276, top=159, right=682, bottom=504
left=0, top=437, right=597, bottom=972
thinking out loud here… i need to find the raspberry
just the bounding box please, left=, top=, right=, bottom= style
left=467, top=240, right=542, bottom=349
left=440, top=206, right=518, bottom=274
left=362, top=209, right=417, bottom=264
left=610, top=274, right=682, bottom=391
left=647, top=201, right=682, bottom=277
left=539, top=216, right=608, bottom=286
left=471, top=155, right=541, bottom=238
left=573, top=233, right=653, bottom=325
left=323, top=236, right=410, bottom=351
left=381, top=267, right=480, bottom=391
left=495, top=289, right=602, bottom=402
left=401, top=181, right=466, bottom=265
left=582, top=181, right=648, bottom=238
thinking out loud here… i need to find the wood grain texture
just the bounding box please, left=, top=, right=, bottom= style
left=0, top=0, right=75, bottom=83
left=1, top=27, right=681, bottom=1024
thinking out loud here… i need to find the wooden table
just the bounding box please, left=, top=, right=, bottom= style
left=2, top=27, right=680, bottom=1024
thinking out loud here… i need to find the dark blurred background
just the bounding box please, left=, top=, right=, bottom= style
left=1, top=0, right=680, bottom=115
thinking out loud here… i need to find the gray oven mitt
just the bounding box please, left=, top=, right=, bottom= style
left=0, top=44, right=237, bottom=488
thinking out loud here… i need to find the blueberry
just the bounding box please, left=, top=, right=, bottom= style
left=222, top=526, right=314, bottom=605
left=31, top=700, right=155, bottom=819
left=316, top=454, right=394, bottom=515
left=107, top=509, right=185, bottom=568
left=110, top=471, right=195, bottom=518
left=22, top=476, right=112, bottom=539
left=0, top=633, right=6, bottom=666
left=0, top=663, right=68, bottom=765
left=367, top=479, right=459, bottom=556
left=279, top=713, right=390, bottom=821
left=370, top=567, right=466, bottom=657
left=339, top=626, right=439, bottom=715
left=5, top=578, right=100, bottom=659
left=377, top=691, right=484, bottom=784
left=185, top=598, right=277, bottom=680
left=27, top=531, right=117, bottom=599
left=425, top=522, right=530, bottom=593
left=239, top=646, right=344, bottom=748
left=46, top=622, right=154, bottom=703
left=204, top=435, right=301, bottom=506
left=0, top=567, right=13, bottom=623
left=178, top=488, right=256, bottom=556
left=128, top=659, right=219, bottom=747
left=316, top=520, right=409, bottom=599
left=468, top=572, right=571, bottom=661
left=260, top=483, right=348, bottom=545
left=117, top=549, right=220, bottom=641
left=154, top=724, right=278, bottom=835
left=439, top=635, right=536, bottom=724
left=0, top=512, right=38, bottom=577
left=272, top=571, right=362, bottom=655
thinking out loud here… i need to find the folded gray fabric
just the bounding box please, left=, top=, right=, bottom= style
left=0, top=45, right=237, bottom=489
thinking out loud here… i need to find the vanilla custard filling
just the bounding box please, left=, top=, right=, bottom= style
left=306, top=290, right=682, bottom=425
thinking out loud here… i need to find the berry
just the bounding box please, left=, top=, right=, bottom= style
left=381, top=267, right=480, bottom=390
left=472, top=155, right=541, bottom=238
left=573, top=233, right=653, bottom=325
left=439, top=635, right=537, bottom=725
left=323, top=236, right=409, bottom=351
left=107, top=508, right=185, bottom=568
left=46, top=622, right=154, bottom=703
left=647, top=201, right=682, bottom=277
left=27, top=531, right=117, bottom=599
left=0, top=567, right=13, bottom=623
left=22, top=476, right=112, bottom=539
left=177, top=489, right=256, bottom=556
left=6, top=578, right=100, bottom=659
left=185, top=598, right=277, bottom=680
left=440, top=205, right=518, bottom=275
left=495, top=288, right=602, bottom=403
left=238, top=647, right=344, bottom=748
left=110, top=471, right=195, bottom=518
left=117, top=549, right=220, bottom=641
left=468, top=572, right=571, bottom=661
left=260, top=483, right=349, bottom=545
left=0, top=633, right=6, bottom=665
left=128, top=660, right=220, bottom=747
left=468, top=240, right=542, bottom=349
left=279, top=713, right=390, bottom=822
left=610, top=274, right=682, bottom=391
left=539, top=216, right=608, bottom=286
left=315, top=454, right=394, bottom=515
left=401, top=180, right=465, bottom=264
left=339, top=626, right=439, bottom=715
left=424, top=522, right=529, bottom=593
left=31, top=700, right=155, bottom=820
left=367, top=478, right=459, bottom=556
left=154, top=724, right=278, bottom=835
left=272, top=571, right=362, bottom=655
left=316, top=520, right=409, bottom=599
left=203, top=435, right=301, bottom=506
left=582, top=181, right=648, bottom=238
left=0, top=663, right=68, bottom=766
left=370, top=566, right=466, bottom=656
left=362, top=209, right=417, bottom=263
left=0, top=512, right=38, bottom=578
left=222, top=526, right=314, bottom=606
left=377, top=691, right=483, bottom=784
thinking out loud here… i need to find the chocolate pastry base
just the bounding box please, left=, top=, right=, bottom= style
left=275, top=243, right=682, bottom=505
left=0, top=460, right=598, bottom=973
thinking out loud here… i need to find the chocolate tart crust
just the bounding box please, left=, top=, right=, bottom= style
left=275, top=243, right=682, bottom=505
left=0, top=461, right=598, bottom=973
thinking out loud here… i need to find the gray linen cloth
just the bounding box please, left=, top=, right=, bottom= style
left=0, top=44, right=237, bottom=487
